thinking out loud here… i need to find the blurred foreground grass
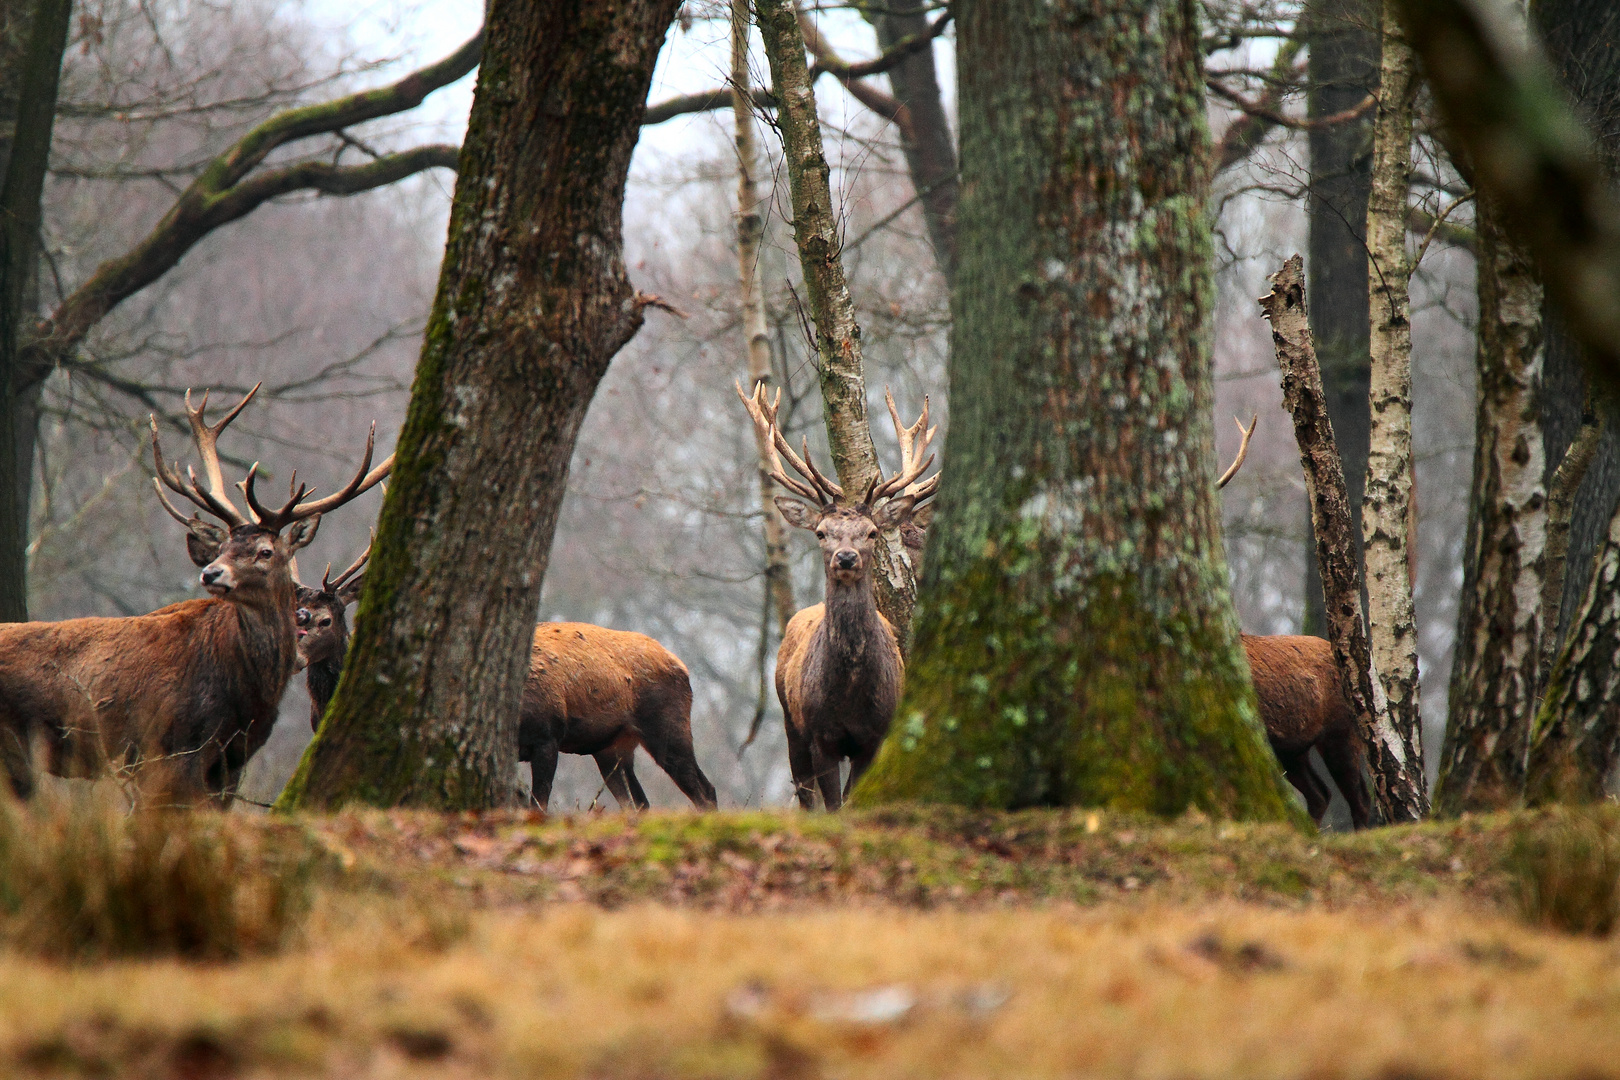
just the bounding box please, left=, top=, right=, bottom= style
left=0, top=802, right=1615, bottom=1077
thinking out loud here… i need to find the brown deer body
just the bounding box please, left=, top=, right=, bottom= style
left=295, top=589, right=716, bottom=810
left=0, top=387, right=389, bottom=805
left=739, top=382, right=938, bottom=810
left=1243, top=633, right=1371, bottom=828
left=519, top=623, right=716, bottom=811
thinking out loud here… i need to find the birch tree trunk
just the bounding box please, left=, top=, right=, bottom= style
left=1264, top=256, right=1429, bottom=823
left=1541, top=402, right=1599, bottom=685
left=278, top=0, right=679, bottom=811
left=1362, top=0, right=1422, bottom=778
left=850, top=0, right=1302, bottom=822
left=754, top=0, right=919, bottom=637
left=1436, top=194, right=1547, bottom=813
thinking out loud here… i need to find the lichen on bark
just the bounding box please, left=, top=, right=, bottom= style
left=850, top=0, right=1303, bottom=823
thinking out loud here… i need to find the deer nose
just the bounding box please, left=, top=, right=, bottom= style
left=200, top=566, right=224, bottom=587
left=834, top=550, right=859, bottom=570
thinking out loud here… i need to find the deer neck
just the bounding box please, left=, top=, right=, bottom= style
left=306, top=653, right=343, bottom=718
left=821, top=572, right=888, bottom=667
left=223, top=577, right=299, bottom=699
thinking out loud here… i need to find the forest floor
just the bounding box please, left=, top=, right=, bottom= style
left=2, top=805, right=1618, bottom=1079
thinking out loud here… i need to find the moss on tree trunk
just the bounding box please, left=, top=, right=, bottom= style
left=278, top=0, right=680, bottom=811
left=850, top=0, right=1303, bottom=822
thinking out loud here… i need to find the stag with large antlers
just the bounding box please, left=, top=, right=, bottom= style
left=738, top=381, right=938, bottom=810
left=0, top=386, right=390, bottom=805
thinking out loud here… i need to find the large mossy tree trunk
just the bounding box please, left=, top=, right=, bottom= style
left=1437, top=194, right=1547, bottom=814
left=278, top=0, right=679, bottom=811
left=0, top=0, right=69, bottom=623
left=850, top=0, right=1303, bottom=821
left=1301, top=0, right=1378, bottom=638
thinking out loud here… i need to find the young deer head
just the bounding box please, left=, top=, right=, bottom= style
left=295, top=542, right=368, bottom=674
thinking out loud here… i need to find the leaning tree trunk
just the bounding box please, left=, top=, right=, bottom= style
left=850, top=0, right=1303, bottom=822
left=755, top=0, right=920, bottom=638
left=1436, top=193, right=1546, bottom=814
left=1362, top=0, right=1422, bottom=775
left=278, top=0, right=680, bottom=811
left=1301, top=0, right=1378, bottom=637
left=0, top=0, right=70, bottom=623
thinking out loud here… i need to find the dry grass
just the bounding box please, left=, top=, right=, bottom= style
left=1504, top=805, right=1620, bottom=935
left=0, top=806, right=1616, bottom=1077
left=0, top=789, right=317, bottom=960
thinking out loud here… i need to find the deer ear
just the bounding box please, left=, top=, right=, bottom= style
left=871, top=496, right=917, bottom=531
left=337, top=574, right=365, bottom=606
left=774, top=497, right=821, bottom=530
left=184, top=522, right=228, bottom=567
left=285, top=515, right=321, bottom=551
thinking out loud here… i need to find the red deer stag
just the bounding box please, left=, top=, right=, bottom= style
left=518, top=624, right=717, bottom=811
left=293, top=551, right=716, bottom=811
left=1215, top=415, right=1370, bottom=828
left=0, top=386, right=390, bottom=805
left=738, top=381, right=938, bottom=811
left=294, top=544, right=370, bottom=732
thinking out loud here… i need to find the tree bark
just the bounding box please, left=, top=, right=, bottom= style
left=850, top=0, right=1303, bottom=822
left=1540, top=399, right=1599, bottom=685
left=755, top=0, right=919, bottom=638
left=1362, top=0, right=1422, bottom=772
left=1532, top=0, right=1620, bottom=661
left=1436, top=194, right=1547, bottom=813
left=0, top=0, right=68, bottom=623
left=864, top=1, right=957, bottom=285
left=277, top=0, right=679, bottom=811
left=1264, top=255, right=1429, bottom=823
left=733, top=0, right=794, bottom=752
left=1301, top=0, right=1378, bottom=639
left=1526, top=501, right=1620, bottom=803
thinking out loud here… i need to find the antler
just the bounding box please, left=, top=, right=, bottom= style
left=869, top=387, right=938, bottom=505
left=321, top=532, right=372, bottom=595
left=735, top=379, right=842, bottom=505
left=1216, top=413, right=1259, bottom=490
left=149, top=385, right=260, bottom=529
left=239, top=424, right=393, bottom=532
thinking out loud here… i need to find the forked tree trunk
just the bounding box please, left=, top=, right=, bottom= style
left=278, top=0, right=680, bottom=811
left=1301, top=0, right=1378, bottom=638
left=850, top=0, right=1302, bottom=822
left=1540, top=400, right=1599, bottom=685
left=0, top=0, right=70, bottom=622
left=1437, top=195, right=1546, bottom=814
left=1362, top=0, right=1422, bottom=772
left=1264, top=255, right=1429, bottom=823
left=754, top=0, right=919, bottom=638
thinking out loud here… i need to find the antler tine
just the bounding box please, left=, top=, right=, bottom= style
left=734, top=379, right=826, bottom=504
left=1216, top=413, right=1259, bottom=490
left=323, top=532, right=373, bottom=594
left=288, top=425, right=393, bottom=520
left=180, top=384, right=257, bottom=524
left=871, top=388, right=939, bottom=503
left=239, top=462, right=311, bottom=531
left=151, top=477, right=202, bottom=528
left=149, top=414, right=250, bottom=528
left=797, top=436, right=845, bottom=504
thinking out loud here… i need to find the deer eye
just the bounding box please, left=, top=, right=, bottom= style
left=867, top=529, right=878, bottom=539
left=257, top=548, right=273, bottom=560
left=319, top=617, right=332, bottom=627
left=814, top=530, right=825, bottom=540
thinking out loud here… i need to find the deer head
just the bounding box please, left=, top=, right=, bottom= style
left=150, top=385, right=393, bottom=606
left=737, top=381, right=939, bottom=590
left=294, top=541, right=369, bottom=673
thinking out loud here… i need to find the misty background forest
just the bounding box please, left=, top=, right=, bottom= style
left=23, top=0, right=1474, bottom=811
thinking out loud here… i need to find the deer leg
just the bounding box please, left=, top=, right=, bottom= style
left=593, top=748, right=643, bottom=812
left=1276, top=747, right=1330, bottom=823
left=843, top=746, right=878, bottom=802
left=785, top=725, right=817, bottom=810
left=1318, top=731, right=1372, bottom=830
left=527, top=740, right=559, bottom=810
left=636, top=718, right=719, bottom=809
left=810, top=742, right=843, bottom=812
left=0, top=721, right=35, bottom=800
